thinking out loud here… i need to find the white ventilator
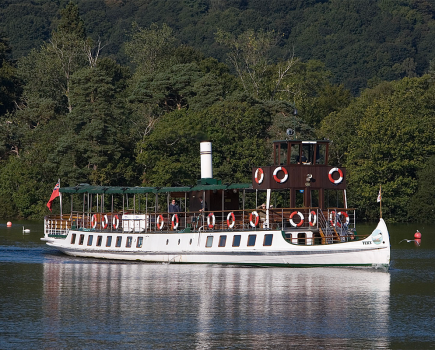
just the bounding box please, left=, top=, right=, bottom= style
left=200, top=141, right=213, bottom=179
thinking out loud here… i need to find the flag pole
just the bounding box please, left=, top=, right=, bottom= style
left=379, top=185, right=382, bottom=218
left=59, top=178, right=62, bottom=218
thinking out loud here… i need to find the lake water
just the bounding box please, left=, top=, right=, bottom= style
left=1, top=220, right=434, bottom=349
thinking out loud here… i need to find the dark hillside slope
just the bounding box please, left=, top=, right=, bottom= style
left=1, top=0, right=435, bottom=93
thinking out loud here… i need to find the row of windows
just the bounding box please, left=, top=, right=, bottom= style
left=72, top=233, right=144, bottom=248
left=207, top=234, right=273, bottom=248
left=71, top=233, right=273, bottom=249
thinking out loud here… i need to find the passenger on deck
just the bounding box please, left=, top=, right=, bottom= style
left=257, top=203, right=267, bottom=226
left=199, top=197, right=208, bottom=212
left=169, top=199, right=180, bottom=213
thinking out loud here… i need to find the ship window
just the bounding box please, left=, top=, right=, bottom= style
left=166, top=239, right=169, bottom=245
left=116, top=236, right=122, bottom=247
left=274, top=143, right=279, bottom=165
left=280, top=142, right=288, bottom=165
left=298, top=233, right=306, bottom=245
left=316, top=144, right=326, bottom=164
left=263, top=234, right=273, bottom=246
left=247, top=234, right=257, bottom=247
left=232, top=235, right=241, bottom=247
left=189, top=239, right=192, bottom=245
left=87, top=235, right=93, bottom=246
left=106, top=236, right=112, bottom=247
left=206, top=236, right=213, bottom=248
left=218, top=235, right=227, bottom=247
left=96, top=236, right=102, bottom=247
left=290, top=143, right=301, bottom=164
left=71, top=233, right=76, bottom=244
left=79, top=234, right=85, bottom=245
left=302, top=144, right=314, bottom=165
left=310, top=190, right=319, bottom=208
left=295, top=189, right=304, bottom=208
left=126, top=236, right=132, bottom=248
left=137, top=237, right=143, bottom=248
left=178, top=239, right=180, bottom=245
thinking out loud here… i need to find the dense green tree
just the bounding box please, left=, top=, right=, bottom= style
left=0, top=36, right=20, bottom=117
left=48, top=2, right=91, bottom=112
left=124, top=22, right=176, bottom=76
left=215, top=28, right=276, bottom=99
left=408, top=155, right=435, bottom=222
left=137, top=99, right=272, bottom=186
left=49, top=62, right=134, bottom=186
left=324, top=76, right=435, bottom=221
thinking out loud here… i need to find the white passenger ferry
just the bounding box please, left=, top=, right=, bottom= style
left=41, top=141, right=390, bottom=267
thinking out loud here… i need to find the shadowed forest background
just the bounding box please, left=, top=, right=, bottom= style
left=1, top=0, right=435, bottom=222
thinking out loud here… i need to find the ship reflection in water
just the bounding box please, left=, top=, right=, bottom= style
left=43, top=262, right=390, bottom=348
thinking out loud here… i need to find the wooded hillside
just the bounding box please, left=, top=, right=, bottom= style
left=2, top=0, right=435, bottom=93
left=1, top=1, right=435, bottom=222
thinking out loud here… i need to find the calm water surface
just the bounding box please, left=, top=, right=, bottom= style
left=0, top=220, right=434, bottom=349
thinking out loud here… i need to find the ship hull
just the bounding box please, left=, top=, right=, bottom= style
left=45, top=219, right=390, bottom=268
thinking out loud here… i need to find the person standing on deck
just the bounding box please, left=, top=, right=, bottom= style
left=169, top=199, right=180, bottom=213
left=257, top=203, right=267, bottom=227
left=199, top=197, right=208, bottom=212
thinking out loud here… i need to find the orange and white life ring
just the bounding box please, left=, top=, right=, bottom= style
left=337, top=211, right=350, bottom=227
left=273, top=166, right=288, bottom=183
left=112, top=215, right=119, bottom=229
left=328, top=167, right=343, bottom=184
left=308, top=210, right=317, bottom=227
left=156, top=214, right=165, bottom=230
left=289, top=211, right=304, bottom=227
left=254, top=168, right=264, bottom=184
left=101, top=214, right=108, bottom=229
left=171, top=214, right=179, bottom=230
left=207, top=213, right=215, bottom=229
left=91, top=214, right=98, bottom=229
left=329, top=210, right=337, bottom=226
left=227, top=212, right=236, bottom=229
left=250, top=211, right=260, bottom=227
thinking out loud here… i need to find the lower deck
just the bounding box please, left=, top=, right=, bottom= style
left=44, top=207, right=365, bottom=247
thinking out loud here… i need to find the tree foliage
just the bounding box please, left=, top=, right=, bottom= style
left=1, top=1, right=435, bottom=224
left=322, top=76, right=435, bottom=221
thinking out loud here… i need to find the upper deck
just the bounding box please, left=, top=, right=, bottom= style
left=251, top=140, right=346, bottom=208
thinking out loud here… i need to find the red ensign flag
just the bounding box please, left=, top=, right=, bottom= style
left=47, top=180, right=60, bottom=211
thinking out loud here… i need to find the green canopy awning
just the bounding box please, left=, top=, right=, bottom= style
left=59, top=183, right=253, bottom=194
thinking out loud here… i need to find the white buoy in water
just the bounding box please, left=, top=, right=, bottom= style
left=23, top=226, right=30, bottom=234
left=7, top=221, right=12, bottom=227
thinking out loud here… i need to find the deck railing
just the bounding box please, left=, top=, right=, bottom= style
left=45, top=208, right=356, bottom=235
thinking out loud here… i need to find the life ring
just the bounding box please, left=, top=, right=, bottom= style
left=249, top=211, right=260, bottom=227
left=207, top=213, right=216, bottom=229
left=91, top=214, right=98, bottom=229
left=112, top=215, right=119, bottom=229
left=273, top=166, right=288, bottom=183
left=254, top=168, right=264, bottom=184
left=337, top=211, right=350, bottom=227
left=308, top=210, right=317, bottom=227
left=328, top=167, right=343, bottom=184
left=227, top=212, right=236, bottom=229
left=289, top=211, right=304, bottom=227
left=171, top=214, right=179, bottom=230
left=329, top=211, right=337, bottom=226
left=101, top=214, right=108, bottom=229
left=156, top=214, right=165, bottom=230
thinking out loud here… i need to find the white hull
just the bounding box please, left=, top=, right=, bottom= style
left=44, top=219, right=390, bottom=268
